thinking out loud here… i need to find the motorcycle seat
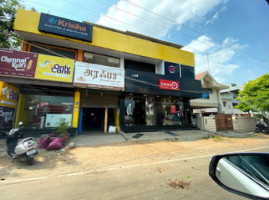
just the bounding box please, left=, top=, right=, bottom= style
left=19, top=137, right=33, bottom=144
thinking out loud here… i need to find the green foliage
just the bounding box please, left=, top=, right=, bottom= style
left=235, top=74, right=269, bottom=112
left=55, top=118, right=70, bottom=135
left=254, top=114, right=264, bottom=119
left=0, top=0, right=23, bottom=49
left=234, top=102, right=252, bottom=114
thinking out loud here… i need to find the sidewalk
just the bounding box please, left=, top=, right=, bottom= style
left=0, top=130, right=255, bottom=150
left=125, top=130, right=211, bottom=142
left=69, top=130, right=255, bottom=147
left=70, top=130, right=213, bottom=147
left=69, top=133, right=126, bottom=147
left=215, top=130, right=255, bottom=138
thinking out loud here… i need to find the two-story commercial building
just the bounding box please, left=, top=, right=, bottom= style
left=0, top=9, right=202, bottom=134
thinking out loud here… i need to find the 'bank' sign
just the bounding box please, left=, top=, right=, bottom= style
left=38, top=13, right=93, bottom=42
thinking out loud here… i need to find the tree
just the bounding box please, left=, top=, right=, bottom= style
left=234, top=102, right=252, bottom=116
left=235, top=74, right=269, bottom=113
left=0, top=0, right=23, bottom=49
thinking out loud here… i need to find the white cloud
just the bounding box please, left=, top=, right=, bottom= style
left=181, top=35, right=215, bottom=52
left=97, top=0, right=225, bottom=38
left=183, top=35, right=247, bottom=83
left=205, top=6, right=227, bottom=26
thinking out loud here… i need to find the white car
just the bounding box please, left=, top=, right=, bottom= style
left=209, top=153, right=269, bottom=200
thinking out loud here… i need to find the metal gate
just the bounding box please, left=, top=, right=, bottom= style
left=215, top=114, right=233, bottom=131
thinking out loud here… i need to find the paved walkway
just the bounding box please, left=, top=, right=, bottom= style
left=125, top=130, right=211, bottom=142
left=215, top=130, right=255, bottom=138
left=69, top=132, right=126, bottom=147
left=70, top=129, right=256, bottom=147
left=69, top=130, right=213, bottom=147
left=1, top=130, right=255, bottom=150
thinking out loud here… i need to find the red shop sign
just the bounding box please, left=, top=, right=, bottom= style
left=170, top=105, right=177, bottom=113
left=0, top=49, right=38, bottom=78
left=159, top=79, right=179, bottom=91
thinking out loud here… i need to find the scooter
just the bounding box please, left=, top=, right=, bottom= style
left=255, top=122, right=269, bottom=134
left=6, top=122, right=38, bottom=165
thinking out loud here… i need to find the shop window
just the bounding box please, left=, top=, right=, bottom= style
left=125, top=60, right=155, bottom=73
left=83, top=52, right=120, bottom=68
left=124, top=96, right=146, bottom=126
left=181, top=65, right=195, bottom=79
left=161, top=98, right=184, bottom=126
left=124, top=95, right=185, bottom=127
left=17, top=94, right=74, bottom=129
left=201, top=88, right=212, bottom=99
left=202, top=93, right=209, bottom=99
left=29, top=43, right=77, bottom=59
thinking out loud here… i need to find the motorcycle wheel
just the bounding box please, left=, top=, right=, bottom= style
left=27, top=156, right=34, bottom=165
left=255, top=127, right=260, bottom=133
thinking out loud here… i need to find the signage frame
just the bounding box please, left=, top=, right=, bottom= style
left=38, top=13, right=93, bottom=42
left=74, top=61, right=125, bottom=91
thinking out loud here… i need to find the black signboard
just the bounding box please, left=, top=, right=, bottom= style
left=164, top=61, right=180, bottom=80
left=38, top=13, right=93, bottom=42
left=125, top=69, right=202, bottom=98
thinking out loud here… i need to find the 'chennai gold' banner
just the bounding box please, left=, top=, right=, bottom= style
left=35, top=54, right=74, bottom=82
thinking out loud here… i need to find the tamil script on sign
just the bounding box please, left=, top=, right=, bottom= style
left=74, top=62, right=125, bottom=91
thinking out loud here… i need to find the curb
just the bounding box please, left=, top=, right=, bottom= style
left=119, top=131, right=129, bottom=141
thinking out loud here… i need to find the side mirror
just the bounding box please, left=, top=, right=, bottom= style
left=209, top=153, right=269, bottom=200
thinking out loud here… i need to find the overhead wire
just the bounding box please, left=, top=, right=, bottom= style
left=93, top=0, right=269, bottom=74
left=21, top=42, right=205, bottom=94
left=123, top=0, right=269, bottom=68
left=26, top=0, right=268, bottom=72
left=23, top=0, right=267, bottom=77
left=26, top=0, right=164, bottom=39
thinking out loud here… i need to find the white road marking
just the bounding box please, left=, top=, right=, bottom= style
left=2, top=145, right=269, bottom=185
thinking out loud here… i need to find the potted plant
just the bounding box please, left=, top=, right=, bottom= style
left=55, top=118, right=70, bottom=142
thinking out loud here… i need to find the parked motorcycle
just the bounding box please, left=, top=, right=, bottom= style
left=255, top=121, right=269, bottom=134
left=6, top=122, right=38, bottom=165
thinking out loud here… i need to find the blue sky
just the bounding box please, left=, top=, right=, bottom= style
left=22, top=0, right=269, bottom=85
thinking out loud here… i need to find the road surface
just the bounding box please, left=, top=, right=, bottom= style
left=1, top=144, right=268, bottom=200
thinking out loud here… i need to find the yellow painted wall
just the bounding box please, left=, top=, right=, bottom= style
left=0, top=82, right=19, bottom=108
left=114, top=108, right=120, bottom=133
left=15, top=94, right=33, bottom=127
left=72, top=90, right=80, bottom=128
left=15, top=94, right=29, bottom=127
left=14, top=9, right=195, bottom=66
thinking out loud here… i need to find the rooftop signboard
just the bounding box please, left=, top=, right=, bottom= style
left=38, top=13, right=93, bottom=42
